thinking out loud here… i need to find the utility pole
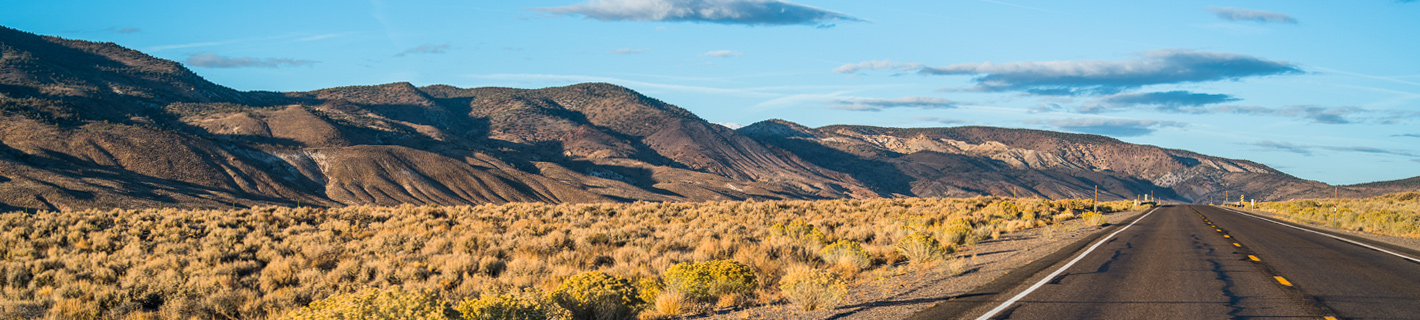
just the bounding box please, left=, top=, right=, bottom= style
left=1334, top=186, right=1339, bottom=213
left=1093, top=185, right=1098, bottom=212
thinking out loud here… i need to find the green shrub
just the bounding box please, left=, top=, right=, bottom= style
left=818, top=240, right=871, bottom=271
left=548, top=271, right=642, bottom=320
left=778, top=267, right=847, bottom=312
left=895, top=232, right=945, bottom=263
left=282, top=288, right=460, bottom=320
left=662, top=260, right=757, bottom=303
left=455, top=289, right=562, bottom=320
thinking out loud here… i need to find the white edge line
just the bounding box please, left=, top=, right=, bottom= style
left=1218, top=207, right=1420, bottom=264
left=973, top=207, right=1159, bottom=320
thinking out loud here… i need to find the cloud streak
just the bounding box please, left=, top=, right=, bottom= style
left=1083, top=90, right=1240, bottom=113
left=833, top=60, right=922, bottom=74
left=184, top=53, right=317, bottom=68
left=535, top=0, right=863, bottom=26
left=1045, top=118, right=1184, bottom=137
left=610, top=48, right=647, bottom=54
left=919, top=49, right=1302, bottom=95
left=1208, top=6, right=1298, bottom=24
left=396, top=44, right=450, bottom=57
left=1250, top=141, right=1418, bottom=157
left=704, top=50, right=743, bottom=57
left=914, top=116, right=965, bottom=125
left=827, top=96, right=958, bottom=111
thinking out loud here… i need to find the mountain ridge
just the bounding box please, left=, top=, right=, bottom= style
left=0, top=26, right=1406, bottom=211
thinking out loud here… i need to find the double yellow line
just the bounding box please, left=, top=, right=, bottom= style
left=1195, top=206, right=1338, bottom=320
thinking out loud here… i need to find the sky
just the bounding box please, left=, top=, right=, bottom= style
left=4, top=0, right=1419, bottom=185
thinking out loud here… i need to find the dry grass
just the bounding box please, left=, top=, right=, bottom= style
left=1255, top=191, right=1420, bottom=238
left=0, top=196, right=1140, bottom=319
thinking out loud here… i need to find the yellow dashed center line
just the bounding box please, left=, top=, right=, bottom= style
left=1233, top=242, right=1242, bottom=247
left=1248, top=255, right=1260, bottom=261
left=1324, top=316, right=1338, bottom=320
left=1224, top=234, right=1231, bottom=238
left=1275, top=276, right=1293, bottom=286
left=1216, top=229, right=1223, bottom=232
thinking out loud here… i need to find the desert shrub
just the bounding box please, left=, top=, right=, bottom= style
left=454, top=289, right=562, bottom=320
left=895, top=232, right=945, bottom=263
left=0, top=196, right=1123, bottom=319
left=651, top=289, right=691, bottom=317
left=777, top=267, right=847, bottom=312
left=769, top=221, right=828, bottom=247
left=548, top=271, right=642, bottom=320
left=818, top=240, right=871, bottom=271
left=661, top=260, right=757, bottom=303
left=934, top=222, right=973, bottom=246
left=282, top=288, right=460, bottom=320
left=633, top=278, right=662, bottom=307
left=1081, top=212, right=1108, bottom=226
left=1257, top=192, right=1420, bottom=238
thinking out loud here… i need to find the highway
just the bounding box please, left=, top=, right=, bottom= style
left=911, top=205, right=1420, bottom=320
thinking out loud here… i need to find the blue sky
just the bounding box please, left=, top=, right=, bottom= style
left=5, top=0, right=1419, bottom=185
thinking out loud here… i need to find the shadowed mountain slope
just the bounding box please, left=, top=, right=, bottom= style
left=0, top=26, right=1376, bottom=211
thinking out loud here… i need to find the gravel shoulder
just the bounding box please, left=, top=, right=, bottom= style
left=706, top=207, right=1154, bottom=320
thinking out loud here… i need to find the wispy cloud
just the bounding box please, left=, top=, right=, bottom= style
left=1207, top=6, right=1298, bottom=24
left=1249, top=141, right=1315, bottom=155
left=1082, top=90, right=1239, bottom=113
left=1044, top=118, right=1184, bottom=137
left=106, top=27, right=141, bottom=34
left=396, top=44, right=450, bottom=57
left=1249, top=140, right=1418, bottom=157
left=610, top=48, right=647, bottom=54
left=1212, top=105, right=1361, bottom=124
left=833, top=60, right=922, bottom=74
left=535, top=0, right=864, bottom=26
left=827, top=96, right=958, bottom=111
left=1394, top=133, right=1420, bottom=138
left=919, top=49, right=1302, bottom=96
left=979, top=0, right=1059, bottom=13
left=184, top=53, right=317, bottom=68
left=464, top=73, right=778, bottom=97
left=704, top=50, right=743, bottom=57
left=914, top=116, right=965, bottom=125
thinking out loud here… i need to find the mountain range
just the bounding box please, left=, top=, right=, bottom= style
left=0, top=26, right=1410, bottom=212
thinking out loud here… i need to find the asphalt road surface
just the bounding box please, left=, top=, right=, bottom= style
left=920, top=205, right=1420, bottom=320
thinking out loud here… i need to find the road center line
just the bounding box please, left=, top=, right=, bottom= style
left=1217, top=207, right=1420, bottom=264
left=973, top=207, right=1159, bottom=320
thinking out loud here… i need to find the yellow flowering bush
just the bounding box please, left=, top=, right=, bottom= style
left=282, top=288, right=460, bottom=320
left=661, top=260, right=757, bottom=302
left=548, top=271, right=642, bottom=320
left=455, top=289, right=564, bottom=320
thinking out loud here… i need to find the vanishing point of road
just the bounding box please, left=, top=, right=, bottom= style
left=911, top=205, right=1420, bottom=320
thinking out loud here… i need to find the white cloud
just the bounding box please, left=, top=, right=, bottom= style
left=704, top=50, right=743, bottom=57
left=396, top=44, right=451, bottom=57
left=833, top=60, right=922, bottom=74
left=184, top=52, right=316, bottom=68
left=535, top=0, right=863, bottom=26
left=921, top=49, right=1302, bottom=95
left=610, top=48, right=647, bottom=54
left=828, top=96, right=958, bottom=111
left=1208, top=6, right=1298, bottom=24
